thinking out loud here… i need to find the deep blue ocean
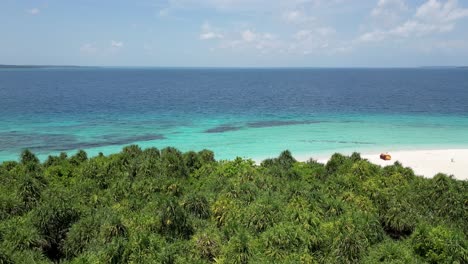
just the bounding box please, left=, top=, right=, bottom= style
left=1, top=68, right=468, bottom=161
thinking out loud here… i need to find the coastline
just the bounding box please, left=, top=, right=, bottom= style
left=2, top=143, right=468, bottom=181
left=304, top=148, right=468, bottom=180
left=253, top=147, right=467, bottom=181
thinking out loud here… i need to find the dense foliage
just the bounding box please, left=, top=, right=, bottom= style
left=0, top=146, right=467, bottom=263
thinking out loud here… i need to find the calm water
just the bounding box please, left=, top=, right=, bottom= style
left=1, top=68, right=468, bottom=162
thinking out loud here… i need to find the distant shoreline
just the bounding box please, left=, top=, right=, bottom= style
left=1, top=65, right=467, bottom=69
left=0, top=65, right=96, bottom=69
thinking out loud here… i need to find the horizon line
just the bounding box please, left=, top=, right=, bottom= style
left=1, top=64, right=467, bottom=69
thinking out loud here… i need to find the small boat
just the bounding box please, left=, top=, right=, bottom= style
left=380, top=153, right=391, bottom=161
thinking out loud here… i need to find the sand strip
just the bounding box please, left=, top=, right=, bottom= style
left=309, top=149, right=468, bottom=180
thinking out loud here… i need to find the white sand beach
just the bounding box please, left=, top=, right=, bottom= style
left=312, top=149, right=468, bottom=180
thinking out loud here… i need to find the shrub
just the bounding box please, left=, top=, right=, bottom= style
left=0, top=216, right=43, bottom=252
left=0, top=192, right=23, bottom=220
left=351, top=160, right=380, bottom=180
left=362, top=240, right=421, bottom=264
left=411, top=224, right=468, bottom=264
left=220, top=231, right=251, bottom=264
left=378, top=196, right=417, bottom=239
left=0, top=147, right=466, bottom=263
left=0, top=161, right=18, bottom=171
left=258, top=222, right=309, bottom=260
left=325, top=153, right=352, bottom=176
left=18, top=175, right=42, bottom=210
left=45, top=164, right=74, bottom=179
left=44, top=155, right=61, bottom=167
left=192, top=230, right=221, bottom=261
left=243, top=200, right=278, bottom=233
left=211, top=197, right=238, bottom=227
left=260, top=151, right=299, bottom=179
left=64, top=215, right=101, bottom=258
left=33, top=195, right=80, bottom=261
left=157, top=198, right=193, bottom=239
left=183, top=151, right=201, bottom=173
left=70, top=150, right=88, bottom=165
left=20, top=149, right=39, bottom=165
left=327, top=212, right=383, bottom=264
left=0, top=249, right=13, bottom=264
left=142, top=147, right=160, bottom=160
left=161, top=147, right=188, bottom=178
left=100, top=215, right=128, bottom=243
left=182, top=194, right=210, bottom=219
left=122, top=145, right=143, bottom=158
left=198, top=149, right=215, bottom=164
left=277, top=150, right=296, bottom=170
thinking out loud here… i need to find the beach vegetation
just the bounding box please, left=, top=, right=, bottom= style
left=0, top=147, right=466, bottom=263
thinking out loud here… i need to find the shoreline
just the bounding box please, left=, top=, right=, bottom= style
left=254, top=148, right=467, bottom=181
left=304, top=148, right=467, bottom=180
left=2, top=146, right=467, bottom=181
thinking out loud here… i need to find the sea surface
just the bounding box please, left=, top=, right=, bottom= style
left=1, top=68, right=468, bottom=162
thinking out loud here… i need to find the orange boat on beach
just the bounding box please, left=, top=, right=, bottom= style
left=380, top=153, right=391, bottom=161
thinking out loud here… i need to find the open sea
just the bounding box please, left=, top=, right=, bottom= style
left=1, top=67, right=468, bottom=162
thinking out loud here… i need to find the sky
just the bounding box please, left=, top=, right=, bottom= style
left=1, top=0, right=468, bottom=67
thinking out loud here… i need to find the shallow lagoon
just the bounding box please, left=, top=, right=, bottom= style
left=1, top=68, right=468, bottom=161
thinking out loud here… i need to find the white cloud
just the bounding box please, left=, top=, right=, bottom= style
left=111, top=40, right=124, bottom=48
left=359, top=0, right=468, bottom=43
left=241, top=30, right=256, bottom=42
left=390, top=20, right=453, bottom=37
left=282, top=10, right=315, bottom=24
left=358, top=30, right=386, bottom=42
left=184, top=0, right=468, bottom=58
left=294, top=30, right=312, bottom=40
left=198, top=10, right=340, bottom=56
left=163, top=0, right=269, bottom=11
left=200, top=32, right=224, bottom=40
left=217, top=29, right=282, bottom=54
left=371, top=0, right=408, bottom=27
left=215, top=25, right=341, bottom=55
left=199, top=22, right=224, bottom=40
left=27, top=8, right=40, bottom=15
left=288, top=26, right=342, bottom=55
left=371, top=0, right=407, bottom=17
left=80, top=43, right=98, bottom=54
left=80, top=41, right=124, bottom=56
left=416, top=0, right=468, bottom=22
left=294, top=26, right=335, bottom=40
left=164, top=0, right=277, bottom=11
left=168, top=0, right=353, bottom=56
left=200, top=25, right=283, bottom=53
left=160, top=0, right=350, bottom=19
left=316, top=27, right=336, bottom=36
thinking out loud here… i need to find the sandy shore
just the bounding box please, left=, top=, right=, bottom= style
left=308, top=149, right=468, bottom=180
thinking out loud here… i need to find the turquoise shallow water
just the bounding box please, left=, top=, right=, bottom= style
left=1, top=112, right=468, bottom=162
left=1, top=68, right=468, bottom=162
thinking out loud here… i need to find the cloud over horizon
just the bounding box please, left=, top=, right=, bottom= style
left=359, top=0, right=468, bottom=42
left=2, top=0, right=468, bottom=66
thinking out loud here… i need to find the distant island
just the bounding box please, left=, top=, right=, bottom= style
left=418, top=66, right=468, bottom=69
left=0, top=65, right=92, bottom=69
left=1, top=65, right=467, bottom=69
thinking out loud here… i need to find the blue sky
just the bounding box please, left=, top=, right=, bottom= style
left=1, top=0, right=468, bottom=67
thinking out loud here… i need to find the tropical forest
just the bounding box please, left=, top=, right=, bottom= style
left=0, top=146, right=467, bottom=263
